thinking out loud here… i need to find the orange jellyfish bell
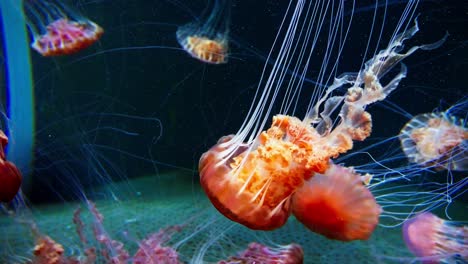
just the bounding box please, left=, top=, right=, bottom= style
left=199, top=135, right=291, bottom=230
left=291, top=163, right=381, bottom=241
left=199, top=115, right=334, bottom=230
left=0, top=130, right=22, bottom=202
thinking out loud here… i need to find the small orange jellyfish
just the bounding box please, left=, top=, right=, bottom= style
left=402, top=212, right=468, bottom=263
left=291, top=163, right=381, bottom=241
left=176, top=0, right=230, bottom=64
left=24, top=0, right=104, bottom=56
left=0, top=130, right=22, bottom=202
left=399, top=111, right=467, bottom=171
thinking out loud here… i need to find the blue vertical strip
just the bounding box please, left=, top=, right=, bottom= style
left=0, top=0, right=35, bottom=191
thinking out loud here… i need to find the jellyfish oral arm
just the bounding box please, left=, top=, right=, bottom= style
left=310, top=19, right=447, bottom=157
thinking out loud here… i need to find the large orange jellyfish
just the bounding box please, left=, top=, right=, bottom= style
left=199, top=0, right=446, bottom=241
left=402, top=212, right=467, bottom=263
left=23, top=0, right=103, bottom=56
left=0, top=130, right=22, bottom=202
left=399, top=110, right=467, bottom=171
left=176, top=0, right=230, bottom=64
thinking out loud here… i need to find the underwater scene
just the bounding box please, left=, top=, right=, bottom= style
left=0, top=0, right=466, bottom=263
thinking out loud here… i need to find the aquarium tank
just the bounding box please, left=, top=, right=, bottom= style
left=0, top=0, right=466, bottom=263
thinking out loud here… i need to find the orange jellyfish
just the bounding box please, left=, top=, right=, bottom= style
left=291, top=163, right=381, bottom=241
left=23, top=0, right=103, bottom=56
left=176, top=0, right=230, bottom=64
left=0, top=130, right=22, bottom=202
left=402, top=212, right=467, bottom=263
left=399, top=110, right=467, bottom=171
left=199, top=0, right=445, bottom=237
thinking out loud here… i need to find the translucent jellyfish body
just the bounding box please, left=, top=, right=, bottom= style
left=199, top=0, right=445, bottom=238
left=176, top=0, right=230, bottom=64
left=0, top=130, right=22, bottom=202
left=399, top=112, right=467, bottom=171
left=402, top=212, right=467, bottom=263
left=23, top=0, right=103, bottom=56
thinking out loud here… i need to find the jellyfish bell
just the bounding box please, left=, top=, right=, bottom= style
left=291, top=163, right=381, bottom=241
left=402, top=212, right=468, bottom=263
left=176, top=0, right=231, bottom=64
left=199, top=135, right=292, bottom=230
left=30, top=18, right=103, bottom=57
left=399, top=110, right=467, bottom=171
left=23, top=0, right=104, bottom=56
left=0, top=130, right=23, bottom=203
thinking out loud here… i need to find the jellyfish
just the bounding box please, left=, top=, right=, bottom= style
left=402, top=212, right=467, bottom=263
left=291, top=163, right=381, bottom=241
left=218, top=242, right=304, bottom=264
left=22, top=0, right=104, bottom=56
left=399, top=106, right=467, bottom=171
left=199, top=0, right=446, bottom=239
left=0, top=130, right=23, bottom=203
left=0, top=0, right=35, bottom=194
left=176, top=0, right=231, bottom=64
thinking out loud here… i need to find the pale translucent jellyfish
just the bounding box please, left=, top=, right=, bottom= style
left=399, top=109, right=467, bottom=171
left=176, top=0, right=231, bottom=64
left=403, top=212, right=467, bottom=263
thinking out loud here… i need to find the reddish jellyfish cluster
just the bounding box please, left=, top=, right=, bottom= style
left=28, top=201, right=183, bottom=264
left=25, top=201, right=305, bottom=264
